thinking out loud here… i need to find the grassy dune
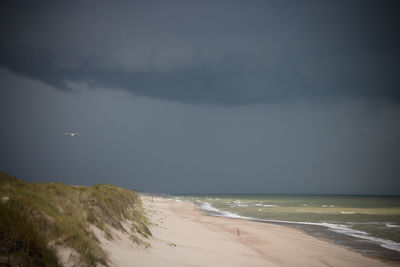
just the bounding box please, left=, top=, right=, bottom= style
left=0, top=171, right=151, bottom=266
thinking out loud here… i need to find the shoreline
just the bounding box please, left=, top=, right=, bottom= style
left=257, top=219, right=400, bottom=263
left=99, top=196, right=400, bottom=266
left=197, top=205, right=400, bottom=263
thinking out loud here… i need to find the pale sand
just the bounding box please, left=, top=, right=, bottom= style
left=54, top=244, right=86, bottom=267
left=97, top=197, right=398, bottom=267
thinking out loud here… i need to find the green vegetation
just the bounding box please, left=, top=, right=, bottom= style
left=0, top=199, right=61, bottom=266
left=0, top=171, right=151, bottom=266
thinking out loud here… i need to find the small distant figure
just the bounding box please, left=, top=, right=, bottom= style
left=64, top=132, right=79, bottom=136
left=236, top=228, right=241, bottom=239
left=152, top=196, right=154, bottom=202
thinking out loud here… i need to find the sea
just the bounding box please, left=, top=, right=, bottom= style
left=165, top=194, right=400, bottom=262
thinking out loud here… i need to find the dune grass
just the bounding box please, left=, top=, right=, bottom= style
left=0, top=171, right=151, bottom=266
left=0, top=199, right=61, bottom=267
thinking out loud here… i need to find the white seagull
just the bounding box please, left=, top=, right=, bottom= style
left=64, top=132, right=79, bottom=136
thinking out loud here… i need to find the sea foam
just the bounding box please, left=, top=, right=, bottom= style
left=198, top=201, right=400, bottom=253
left=199, top=202, right=245, bottom=219
left=386, top=223, right=400, bottom=228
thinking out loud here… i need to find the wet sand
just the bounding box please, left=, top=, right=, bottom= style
left=262, top=220, right=400, bottom=262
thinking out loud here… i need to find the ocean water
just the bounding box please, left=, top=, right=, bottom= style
left=167, top=194, right=400, bottom=261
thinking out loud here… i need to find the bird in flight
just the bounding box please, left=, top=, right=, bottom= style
left=64, top=132, right=79, bottom=136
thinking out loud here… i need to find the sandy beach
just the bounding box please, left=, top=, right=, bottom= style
left=91, top=196, right=398, bottom=267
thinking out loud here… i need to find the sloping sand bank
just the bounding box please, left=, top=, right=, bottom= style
left=99, top=197, right=398, bottom=267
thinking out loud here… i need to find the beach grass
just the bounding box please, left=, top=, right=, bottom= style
left=0, top=199, right=61, bottom=266
left=0, top=171, right=151, bottom=266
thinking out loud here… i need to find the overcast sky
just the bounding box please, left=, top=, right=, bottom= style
left=1, top=0, right=399, bottom=194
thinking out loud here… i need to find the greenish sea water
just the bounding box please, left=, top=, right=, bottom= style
left=168, top=195, right=400, bottom=253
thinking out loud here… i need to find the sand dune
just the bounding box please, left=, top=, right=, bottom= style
left=97, top=197, right=398, bottom=267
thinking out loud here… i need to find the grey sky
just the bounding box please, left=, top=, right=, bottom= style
left=0, top=1, right=399, bottom=194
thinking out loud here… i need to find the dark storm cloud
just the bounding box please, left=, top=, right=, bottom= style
left=1, top=0, right=399, bottom=105
left=1, top=69, right=400, bottom=194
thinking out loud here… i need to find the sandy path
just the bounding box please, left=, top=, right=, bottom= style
left=99, top=197, right=398, bottom=267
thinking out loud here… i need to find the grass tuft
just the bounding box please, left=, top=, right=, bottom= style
left=0, top=171, right=151, bottom=266
left=0, top=199, right=61, bottom=266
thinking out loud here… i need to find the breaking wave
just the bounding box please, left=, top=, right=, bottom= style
left=198, top=201, right=400, bottom=253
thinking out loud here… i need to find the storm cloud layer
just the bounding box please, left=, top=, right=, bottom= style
left=1, top=0, right=399, bottom=105
left=1, top=1, right=399, bottom=194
